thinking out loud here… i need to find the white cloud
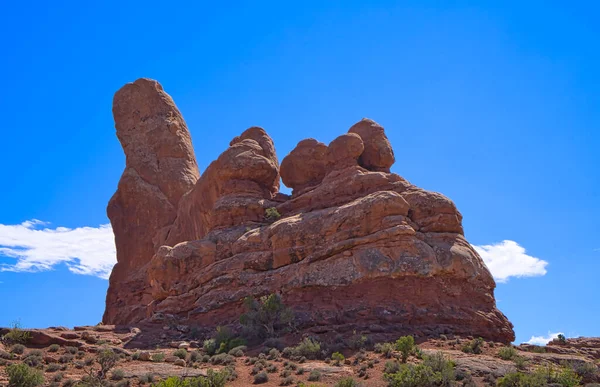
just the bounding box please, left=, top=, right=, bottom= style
left=525, top=332, right=563, bottom=346
left=473, top=240, right=548, bottom=283
left=0, top=220, right=116, bottom=279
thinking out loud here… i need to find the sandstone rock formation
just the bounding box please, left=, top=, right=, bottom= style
left=104, top=78, right=514, bottom=343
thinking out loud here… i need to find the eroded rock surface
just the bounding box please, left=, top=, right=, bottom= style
left=104, top=78, right=514, bottom=343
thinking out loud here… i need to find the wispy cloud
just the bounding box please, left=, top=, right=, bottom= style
left=473, top=240, right=548, bottom=283
left=0, top=220, right=116, bottom=279
left=525, top=332, right=563, bottom=346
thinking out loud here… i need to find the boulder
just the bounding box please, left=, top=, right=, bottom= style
left=103, top=79, right=514, bottom=343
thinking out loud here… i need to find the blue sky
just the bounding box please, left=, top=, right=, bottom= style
left=0, top=1, right=598, bottom=344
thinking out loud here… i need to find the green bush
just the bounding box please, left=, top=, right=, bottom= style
left=280, top=375, right=294, bottom=386
left=384, top=361, right=401, bottom=374
left=10, top=344, right=25, bottom=354
left=6, top=363, right=44, bottom=387
left=254, top=371, right=269, bottom=384
left=265, top=207, right=281, bottom=222
left=375, top=342, right=395, bottom=358
left=307, top=370, right=321, bottom=381
left=173, top=348, right=188, bottom=359
left=285, top=337, right=321, bottom=359
left=332, top=351, right=345, bottom=365
left=395, top=336, right=415, bottom=363
left=498, top=366, right=582, bottom=387
left=497, top=346, right=517, bottom=360
left=151, top=369, right=229, bottom=387
left=48, top=344, right=60, bottom=352
left=422, top=352, right=455, bottom=387
left=111, top=369, right=125, bottom=381
left=557, top=334, right=567, bottom=343
left=240, top=294, right=294, bottom=339
left=334, top=377, right=359, bottom=387
left=384, top=364, right=442, bottom=387
left=97, top=348, right=119, bottom=378
left=152, top=352, right=165, bottom=362
left=461, top=337, right=484, bottom=354
left=3, top=322, right=31, bottom=344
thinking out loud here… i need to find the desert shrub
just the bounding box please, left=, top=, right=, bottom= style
left=97, top=347, right=119, bottom=378
left=287, top=337, right=321, bottom=359
left=265, top=207, right=281, bottom=222
left=58, top=354, right=74, bottom=364
left=530, top=345, right=546, bottom=353
left=210, top=353, right=235, bottom=365
left=254, top=372, right=269, bottom=384
left=52, top=372, right=64, bottom=382
left=423, top=352, right=455, bottom=386
left=152, top=352, right=165, bottom=362
left=332, top=351, right=345, bottom=366
left=498, top=366, right=582, bottom=387
left=565, top=361, right=599, bottom=383
left=240, top=293, right=294, bottom=339
left=48, top=344, right=60, bottom=352
left=557, top=334, right=567, bottom=343
left=384, top=363, right=442, bottom=387
left=3, top=322, right=31, bottom=344
left=151, top=369, right=229, bottom=387
left=268, top=348, right=281, bottom=360
left=296, top=367, right=305, bottom=375
left=111, top=368, right=125, bottom=381
left=280, top=375, right=294, bottom=385
left=173, top=348, right=188, bottom=359
left=385, top=361, right=402, bottom=375
left=228, top=345, right=246, bottom=357
left=203, top=339, right=217, bottom=355
left=138, top=373, right=154, bottom=385
left=24, top=350, right=44, bottom=367
left=347, top=331, right=370, bottom=350
left=497, top=346, right=517, bottom=360
left=395, top=336, right=415, bottom=363
left=266, top=363, right=278, bottom=373
left=335, top=377, right=359, bottom=387
left=47, top=363, right=61, bottom=372
left=308, top=370, right=321, bottom=381
left=461, top=337, right=484, bottom=354
left=65, top=346, right=77, bottom=354
left=514, top=355, right=527, bottom=370
left=6, top=363, right=44, bottom=387
left=375, top=342, right=395, bottom=358
left=10, top=343, right=25, bottom=354
left=189, top=350, right=201, bottom=362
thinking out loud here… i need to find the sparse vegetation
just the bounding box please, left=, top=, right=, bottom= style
left=461, top=337, right=484, bottom=354
left=6, top=363, right=44, bottom=387
left=497, top=346, right=517, bottom=360
left=254, top=371, right=269, bottom=384
left=332, top=351, right=345, bottom=366
left=151, top=352, right=165, bottom=362
left=395, top=336, right=415, bottom=363
left=240, top=293, right=294, bottom=339
left=173, top=348, right=187, bottom=359
left=307, top=370, right=321, bottom=381
left=375, top=342, right=395, bottom=358
left=384, top=363, right=441, bottom=387
left=265, top=207, right=281, bottom=222
left=3, top=322, right=31, bottom=344
left=557, top=334, right=567, bottom=343
left=283, top=337, right=321, bottom=359
left=48, top=344, right=60, bottom=352
left=334, top=377, right=359, bottom=387
left=10, top=343, right=25, bottom=354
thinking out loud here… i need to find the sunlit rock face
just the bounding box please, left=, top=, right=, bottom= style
left=104, top=78, right=514, bottom=344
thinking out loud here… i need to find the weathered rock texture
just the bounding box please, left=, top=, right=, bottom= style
left=104, top=79, right=514, bottom=343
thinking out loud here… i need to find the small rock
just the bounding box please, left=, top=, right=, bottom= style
left=138, top=352, right=151, bottom=361
left=178, top=342, right=190, bottom=350
left=165, top=355, right=179, bottom=363
left=174, top=359, right=186, bottom=366
left=130, top=327, right=142, bottom=335
left=169, top=341, right=181, bottom=348
left=176, top=325, right=189, bottom=333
